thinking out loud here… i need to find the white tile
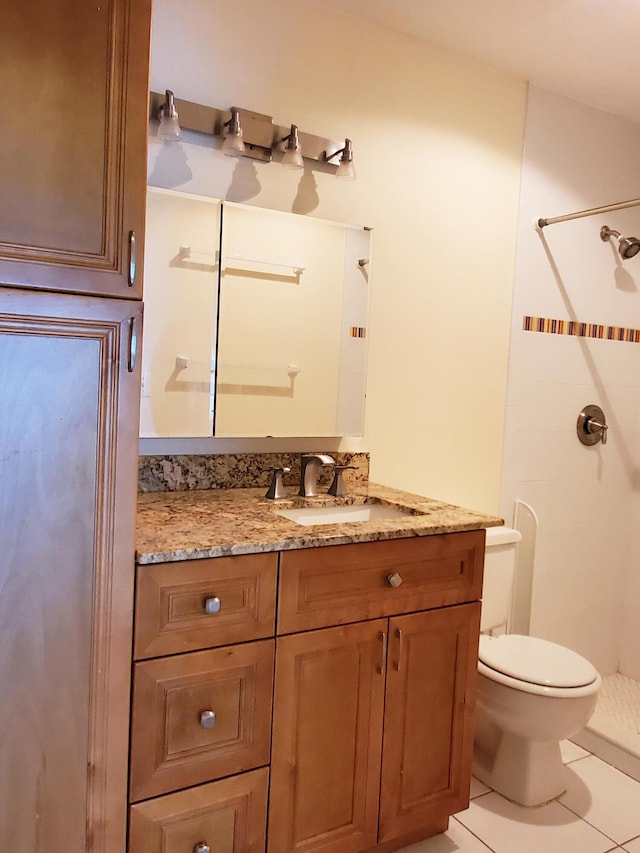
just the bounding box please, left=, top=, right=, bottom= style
left=561, top=739, right=591, bottom=764
left=622, top=836, right=640, bottom=852
left=560, top=755, right=640, bottom=844
left=396, top=817, right=493, bottom=852
left=456, top=791, right=615, bottom=853
left=470, top=777, right=491, bottom=799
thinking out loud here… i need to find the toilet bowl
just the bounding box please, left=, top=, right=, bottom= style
left=473, top=527, right=601, bottom=806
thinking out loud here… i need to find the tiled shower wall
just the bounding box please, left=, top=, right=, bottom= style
left=499, top=86, right=640, bottom=677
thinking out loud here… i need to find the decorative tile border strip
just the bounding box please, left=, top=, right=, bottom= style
left=523, top=315, right=640, bottom=343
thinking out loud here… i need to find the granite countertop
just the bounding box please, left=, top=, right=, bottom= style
left=136, top=482, right=503, bottom=564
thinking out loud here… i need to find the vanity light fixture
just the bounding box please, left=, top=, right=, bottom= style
left=281, top=124, right=304, bottom=170
left=222, top=108, right=246, bottom=157
left=156, top=90, right=182, bottom=141
left=148, top=91, right=355, bottom=179
left=324, top=138, right=356, bottom=181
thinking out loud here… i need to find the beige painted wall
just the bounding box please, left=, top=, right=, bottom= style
left=147, top=0, right=527, bottom=512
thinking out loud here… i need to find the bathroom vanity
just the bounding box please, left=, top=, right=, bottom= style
left=130, top=476, right=500, bottom=853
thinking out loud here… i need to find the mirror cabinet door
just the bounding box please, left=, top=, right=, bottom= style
left=140, top=188, right=221, bottom=438
left=141, top=188, right=370, bottom=439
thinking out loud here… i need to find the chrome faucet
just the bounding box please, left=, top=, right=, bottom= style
left=299, top=454, right=335, bottom=497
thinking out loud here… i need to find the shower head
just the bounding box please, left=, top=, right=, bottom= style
left=600, top=225, right=640, bottom=260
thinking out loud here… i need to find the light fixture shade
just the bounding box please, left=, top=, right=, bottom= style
left=222, top=130, right=246, bottom=157
left=157, top=114, right=182, bottom=142
left=336, top=159, right=356, bottom=180
left=335, top=138, right=356, bottom=181
left=223, top=108, right=246, bottom=157
left=157, top=90, right=182, bottom=141
left=282, top=146, right=304, bottom=169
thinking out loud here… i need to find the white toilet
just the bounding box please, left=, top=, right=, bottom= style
left=473, top=526, right=601, bottom=807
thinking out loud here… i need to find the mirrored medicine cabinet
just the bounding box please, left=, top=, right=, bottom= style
left=140, top=186, right=372, bottom=439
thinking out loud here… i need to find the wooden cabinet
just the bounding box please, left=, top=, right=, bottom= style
left=129, top=554, right=278, bottom=853
left=0, top=288, right=143, bottom=853
left=129, top=532, right=484, bottom=853
left=0, top=0, right=151, bottom=298
left=0, top=3, right=151, bottom=850
left=269, top=532, right=484, bottom=853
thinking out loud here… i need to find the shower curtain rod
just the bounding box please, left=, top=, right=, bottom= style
left=537, top=197, right=640, bottom=228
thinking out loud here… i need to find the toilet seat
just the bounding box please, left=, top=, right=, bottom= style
left=478, top=634, right=599, bottom=697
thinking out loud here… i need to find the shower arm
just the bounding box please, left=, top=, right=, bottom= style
left=537, top=196, right=640, bottom=229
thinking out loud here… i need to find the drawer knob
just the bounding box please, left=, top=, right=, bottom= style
left=194, top=844, right=211, bottom=853
left=200, top=710, right=217, bottom=729
left=387, top=572, right=403, bottom=588
left=204, top=596, right=221, bottom=614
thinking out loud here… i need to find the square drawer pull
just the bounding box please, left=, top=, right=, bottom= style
left=387, top=572, right=403, bottom=588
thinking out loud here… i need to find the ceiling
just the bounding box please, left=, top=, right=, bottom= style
left=316, top=0, right=640, bottom=126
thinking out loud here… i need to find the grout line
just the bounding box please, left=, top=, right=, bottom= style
left=555, top=799, right=621, bottom=848
left=564, top=753, right=593, bottom=765
left=450, top=816, right=497, bottom=852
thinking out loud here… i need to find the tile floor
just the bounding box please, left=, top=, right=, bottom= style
left=589, top=674, right=640, bottom=756
left=398, top=741, right=640, bottom=853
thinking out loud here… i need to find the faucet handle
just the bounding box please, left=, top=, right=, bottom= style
left=327, top=465, right=357, bottom=497
left=265, top=466, right=290, bottom=500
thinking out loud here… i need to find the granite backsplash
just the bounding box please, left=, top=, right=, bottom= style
left=138, top=452, right=370, bottom=493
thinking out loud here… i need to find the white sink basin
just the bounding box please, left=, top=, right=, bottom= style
left=274, top=503, right=412, bottom=526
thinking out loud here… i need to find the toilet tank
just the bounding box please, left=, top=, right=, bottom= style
left=481, top=526, right=522, bottom=633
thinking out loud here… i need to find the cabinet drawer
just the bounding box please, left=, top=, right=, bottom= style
left=278, top=531, right=484, bottom=634
left=129, top=767, right=268, bottom=853
left=134, top=553, right=277, bottom=659
left=129, top=639, right=274, bottom=801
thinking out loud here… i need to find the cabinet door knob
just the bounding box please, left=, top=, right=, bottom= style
left=194, top=844, right=211, bottom=853
left=204, top=596, right=221, bottom=614
left=200, top=710, right=216, bottom=729
left=387, top=572, right=403, bottom=588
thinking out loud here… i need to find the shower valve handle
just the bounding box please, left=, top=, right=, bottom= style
left=587, top=419, right=608, bottom=444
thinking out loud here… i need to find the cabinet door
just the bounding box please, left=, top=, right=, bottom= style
left=268, top=621, right=387, bottom=853
left=378, top=603, right=481, bottom=843
left=0, top=0, right=150, bottom=298
left=0, top=287, right=142, bottom=853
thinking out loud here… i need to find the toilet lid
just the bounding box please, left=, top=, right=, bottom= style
left=478, top=634, right=597, bottom=688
